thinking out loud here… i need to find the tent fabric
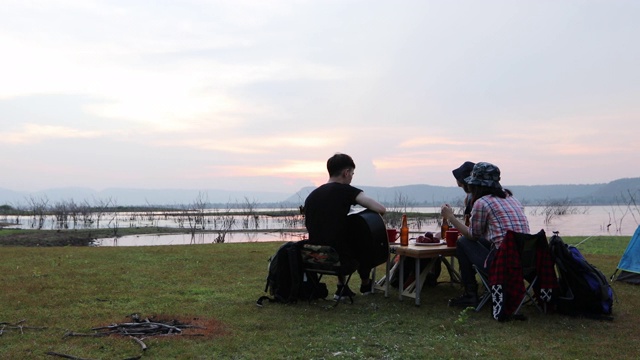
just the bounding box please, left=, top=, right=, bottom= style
left=614, top=225, right=640, bottom=284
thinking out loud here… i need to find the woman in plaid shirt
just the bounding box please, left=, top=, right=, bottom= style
left=441, top=162, right=529, bottom=307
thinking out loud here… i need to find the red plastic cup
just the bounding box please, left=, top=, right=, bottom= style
left=445, top=230, right=459, bottom=247
left=387, top=229, right=399, bottom=243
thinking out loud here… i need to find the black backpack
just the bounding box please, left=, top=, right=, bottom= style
left=257, top=241, right=327, bottom=306
left=549, top=232, right=614, bottom=319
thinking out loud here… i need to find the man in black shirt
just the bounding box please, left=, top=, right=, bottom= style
left=304, top=153, right=386, bottom=300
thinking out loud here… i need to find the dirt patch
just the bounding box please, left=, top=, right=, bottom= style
left=90, top=314, right=229, bottom=339
left=177, top=316, right=229, bottom=338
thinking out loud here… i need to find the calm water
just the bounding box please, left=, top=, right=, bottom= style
left=92, top=205, right=639, bottom=246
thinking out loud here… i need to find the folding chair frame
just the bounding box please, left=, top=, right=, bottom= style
left=474, top=231, right=548, bottom=317
left=474, top=264, right=544, bottom=314
left=300, top=244, right=356, bottom=307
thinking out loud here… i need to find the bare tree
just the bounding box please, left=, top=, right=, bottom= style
left=106, top=199, right=120, bottom=237
left=143, top=200, right=159, bottom=228
left=186, top=192, right=208, bottom=239
left=241, top=196, right=260, bottom=230
left=280, top=204, right=303, bottom=228
left=384, top=192, right=411, bottom=228
left=213, top=202, right=236, bottom=243
left=25, top=195, right=49, bottom=230
left=531, top=198, right=583, bottom=225
left=92, top=197, right=114, bottom=229
left=79, top=200, right=94, bottom=228
left=67, top=199, right=80, bottom=229
left=51, top=199, right=70, bottom=229
left=607, top=189, right=640, bottom=233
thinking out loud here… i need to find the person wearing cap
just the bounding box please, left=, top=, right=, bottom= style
left=452, top=161, right=475, bottom=226
left=441, top=162, right=529, bottom=307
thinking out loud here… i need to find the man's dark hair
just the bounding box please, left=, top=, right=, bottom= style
left=327, top=153, right=356, bottom=177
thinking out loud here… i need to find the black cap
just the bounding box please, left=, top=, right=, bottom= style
left=452, top=161, right=475, bottom=184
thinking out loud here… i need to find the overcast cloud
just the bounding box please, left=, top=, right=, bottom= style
left=1, top=0, right=638, bottom=194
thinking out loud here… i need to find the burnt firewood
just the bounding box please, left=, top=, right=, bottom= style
left=130, top=336, right=148, bottom=351
left=45, top=351, right=94, bottom=360
left=62, top=331, right=107, bottom=338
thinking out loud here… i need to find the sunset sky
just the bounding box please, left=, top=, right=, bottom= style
left=1, top=0, right=638, bottom=195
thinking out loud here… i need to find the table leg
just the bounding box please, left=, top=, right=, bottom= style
left=415, top=256, right=421, bottom=306
left=400, top=258, right=438, bottom=305
left=398, top=255, right=404, bottom=301
left=384, top=253, right=390, bottom=297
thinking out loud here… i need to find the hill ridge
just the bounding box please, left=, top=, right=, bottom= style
left=1, top=177, right=639, bottom=206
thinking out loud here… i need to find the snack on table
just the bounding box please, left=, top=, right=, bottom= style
left=416, top=231, right=439, bottom=243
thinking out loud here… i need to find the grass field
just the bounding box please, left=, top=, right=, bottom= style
left=0, top=234, right=639, bottom=359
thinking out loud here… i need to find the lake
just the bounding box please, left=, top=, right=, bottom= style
left=90, top=205, right=639, bottom=246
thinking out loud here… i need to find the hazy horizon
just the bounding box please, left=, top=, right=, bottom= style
left=2, top=175, right=638, bottom=206
left=2, top=174, right=636, bottom=194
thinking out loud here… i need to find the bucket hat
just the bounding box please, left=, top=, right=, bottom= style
left=452, top=161, right=475, bottom=184
left=465, top=162, right=502, bottom=189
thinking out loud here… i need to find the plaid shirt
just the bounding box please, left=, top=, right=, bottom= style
left=468, top=195, right=529, bottom=249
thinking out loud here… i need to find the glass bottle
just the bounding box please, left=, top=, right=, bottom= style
left=441, top=216, right=449, bottom=239
left=400, top=214, right=409, bottom=246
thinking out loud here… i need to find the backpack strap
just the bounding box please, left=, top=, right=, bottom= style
left=256, top=295, right=271, bottom=307
left=286, top=243, right=303, bottom=302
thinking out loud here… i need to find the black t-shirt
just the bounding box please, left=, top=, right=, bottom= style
left=304, top=182, right=362, bottom=257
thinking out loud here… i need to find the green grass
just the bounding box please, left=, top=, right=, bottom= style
left=0, top=236, right=639, bottom=359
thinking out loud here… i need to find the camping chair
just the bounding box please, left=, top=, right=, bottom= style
left=474, top=230, right=555, bottom=320
left=300, top=244, right=356, bottom=306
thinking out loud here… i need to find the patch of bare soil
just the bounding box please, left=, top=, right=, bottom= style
left=52, top=314, right=229, bottom=359
left=82, top=313, right=228, bottom=340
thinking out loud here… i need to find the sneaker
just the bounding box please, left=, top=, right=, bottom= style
left=448, top=292, right=478, bottom=308
left=333, top=284, right=356, bottom=301
left=360, top=280, right=374, bottom=295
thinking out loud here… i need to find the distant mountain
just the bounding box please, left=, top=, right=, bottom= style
left=1, top=177, right=639, bottom=207
left=286, top=178, right=640, bottom=206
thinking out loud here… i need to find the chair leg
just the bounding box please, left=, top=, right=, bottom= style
left=368, top=267, right=376, bottom=294
left=514, top=276, right=544, bottom=315
left=306, top=273, right=325, bottom=304
left=333, top=273, right=354, bottom=307
left=473, top=264, right=491, bottom=312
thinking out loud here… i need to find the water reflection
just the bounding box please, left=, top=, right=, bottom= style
left=96, top=205, right=640, bottom=246
left=96, top=231, right=308, bottom=247
left=3, top=205, right=638, bottom=246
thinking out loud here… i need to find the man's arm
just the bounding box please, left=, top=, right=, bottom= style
left=355, top=192, right=386, bottom=215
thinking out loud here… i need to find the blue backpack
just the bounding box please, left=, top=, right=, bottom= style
left=549, top=232, right=614, bottom=319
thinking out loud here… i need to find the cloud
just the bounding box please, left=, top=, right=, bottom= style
left=0, top=123, right=105, bottom=144
left=0, top=1, right=639, bottom=193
